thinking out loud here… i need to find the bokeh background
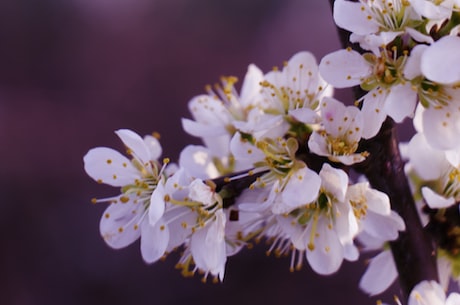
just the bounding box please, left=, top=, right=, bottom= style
left=0, top=1, right=402, bottom=304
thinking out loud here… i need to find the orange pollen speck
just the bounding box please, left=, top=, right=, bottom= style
left=152, top=131, right=161, bottom=139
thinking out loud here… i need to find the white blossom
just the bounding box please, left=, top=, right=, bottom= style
left=84, top=129, right=171, bottom=263
left=234, top=51, right=330, bottom=139
left=308, top=97, right=367, bottom=165
left=333, top=0, right=430, bottom=53
left=320, top=48, right=418, bottom=138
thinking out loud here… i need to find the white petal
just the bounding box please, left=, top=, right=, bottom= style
left=351, top=32, right=401, bottom=54
left=408, top=281, right=446, bottom=305
left=149, top=182, right=166, bottom=226
left=422, top=187, right=455, bottom=209
left=240, top=64, right=264, bottom=107
left=143, top=135, right=162, bottom=160
left=365, top=185, right=391, bottom=215
left=189, top=179, right=215, bottom=207
left=187, top=94, right=231, bottom=126
left=333, top=0, right=379, bottom=35
left=229, top=132, right=264, bottom=163
left=178, top=145, right=219, bottom=179
left=238, top=185, right=275, bottom=213
left=405, top=27, right=434, bottom=44
left=181, top=118, right=227, bottom=137
left=343, top=242, right=359, bottom=261
left=281, top=51, right=323, bottom=102
left=191, top=210, right=227, bottom=280
left=407, top=133, right=448, bottom=180
left=413, top=103, right=424, bottom=133
left=288, top=108, right=320, bottom=124
left=202, top=134, right=232, bottom=160
left=446, top=149, right=460, bottom=167
left=84, top=147, right=140, bottom=187
left=319, top=163, right=348, bottom=202
left=163, top=206, right=195, bottom=251
left=308, top=131, right=329, bottom=158
left=99, top=195, right=143, bottom=249
left=361, top=89, right=387, bottom=139
left=359, top=250, right=397, bottom=296
left=164, top=167, right=193, bottom=199
left=140, top=219, right=169, bottom=264
left=286, top=51, right=319, bottom=75
left=352, top=33, right=384, bottom=55
left=411, top=0, right=454, bottom=20
left=331, top=154, right=366, bottom=165
left=320, top=97, right=348, bottom=136
left=334, top=201, right=359, bottom=244
left=357, top=231, right=386, bottom=251
left=384, top=83, right=417, bottom=123
left=403, top=44, right=428, bottom=80
left=422, top=104, right=460, bottom=150
left=233, top=110, right=286, bottom=139
left=282, top=167, right=321, bottom=209
left=115, top=129, right=151, bottom=164
left=276, top=214, right=308, bottom=250
left=306, top=217, right=344, bottom=275
left=446, top=293, right=460, bottom=305
left=319, top=49, right=371, bottom=88
left=362, top=212, right=401, bottom=241
left=421, top=36, right=460, bottom=84
left=322, top=97, right=363, bottom=142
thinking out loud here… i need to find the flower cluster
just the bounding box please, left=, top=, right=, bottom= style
left=84, top=51, right=404, bottom=282
left=83, top=0, right=460, bottom=303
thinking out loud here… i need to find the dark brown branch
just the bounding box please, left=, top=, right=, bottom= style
left=212, top=169, right=266, bottom=208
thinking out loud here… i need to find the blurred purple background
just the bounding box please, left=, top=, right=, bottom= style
left=0, top=1, right=402, bottom=304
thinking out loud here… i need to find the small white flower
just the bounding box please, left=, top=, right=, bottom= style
left=320, top=48, right=418, bottom=138
left=274, top=163, right=358, bottom=275
left=333, top=0, right=430, bottom=52
left=347, top=182, right=405, bottom=241
left=84, top=129, right=170, bottom=263
left=308, top=97, right=366, bottom=165
left=181, top=64, right=264, bottom=157
left=188, top=178, right=217, bottom=208
left=235, top=51, right=330, bottom=139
